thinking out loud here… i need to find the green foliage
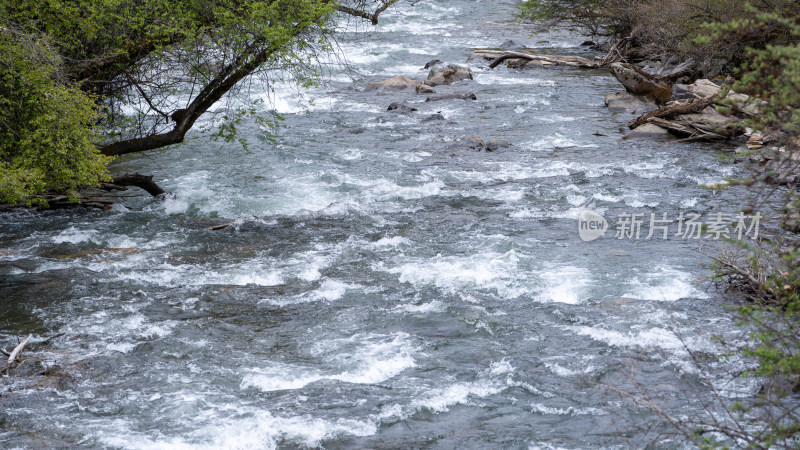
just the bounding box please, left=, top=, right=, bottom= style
left=0, top=0, right=354, bottom=204
left=518, top=0, right=799, bottom=75
left=0, top=28, right=111, bottom=205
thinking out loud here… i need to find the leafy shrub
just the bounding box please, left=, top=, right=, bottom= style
left=0, top=28, right=111, bottom=205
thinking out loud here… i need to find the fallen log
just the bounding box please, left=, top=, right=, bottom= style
left=5, top=334, right=32, bottom=375
left=110, top=173, right=167, bottom=197
left=627, top=95, right=717, bottom=129
left=648, top=117, right=724, bottom=140
left=472, top=50, right=598, bottom=69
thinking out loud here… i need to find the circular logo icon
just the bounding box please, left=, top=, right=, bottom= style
left=578, top=209, right=608, bottom=242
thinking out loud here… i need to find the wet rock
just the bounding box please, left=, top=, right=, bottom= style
left=425, top=63, right=473, bottom=87
left=484, top=139, right=512, bottom=152
left=499, top=40, right=525, bottom=50
left=608, top=62, right=672, bottom=104
left=364, top=76, right=421, bottom=93
left=425, top=92, right=477, bottom=102
left=623, top=123, right=670, bottom=139
left=423, top=59, right=442, bottom=69
left=416, top=84, right=436, bottom=94
left=421, top=113, right=446, bottom=123
left=604, top=91, right=658, bottom=115
left=386, top=101, right=417, bottom=114
left=445, top=136, right=509, bottom=152
left=446, top=135, right=485, bottom=151
left=466, top=135, right=484, bottom=149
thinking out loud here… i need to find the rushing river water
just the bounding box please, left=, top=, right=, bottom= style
left=0, top=1, right=757, bottom=448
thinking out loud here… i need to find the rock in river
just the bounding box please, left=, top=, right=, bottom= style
left=364, top=76, right=421, bottom=93
left=425, top=92, right=477, bottom=102
left=425, top=63, right=473, bottom=87
left=387, top=101, right=418, bottom=114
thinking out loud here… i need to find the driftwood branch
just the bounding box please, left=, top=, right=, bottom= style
left=4, top=334, right=32, bottom=375
left=110, top=173, right=167, bottom=197
left=472, top=50, right=598, bottom=69
left=0, top=348, right=9, bottom=357
left=627, top=95, right=717, bottom=129
left=336, top=0, right=400, bottom=25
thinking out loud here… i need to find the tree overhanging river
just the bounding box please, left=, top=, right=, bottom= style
left=0, top=0, right=758, bottom=447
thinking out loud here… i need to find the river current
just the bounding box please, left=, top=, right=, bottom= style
left=1, top=1, right=754, bottom=448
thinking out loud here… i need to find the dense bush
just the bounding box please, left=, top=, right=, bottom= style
left=518, top=0, right=800, bottom=75
left=0, top=28, right=111, bottom=205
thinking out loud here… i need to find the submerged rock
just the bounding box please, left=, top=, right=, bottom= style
left=387, top=101, right=418, bottom=114
left=425, top=92, right=477, bottom=102
left=484, top=139, right=512, bottom=152
left=364, top=76, right=421, bottom=93
left=446, top=136, right=511, bottom=152
left=609, top=62, right=672, bottom=104
left=499, top=40, right=526, bottom=50
left=425, top=63, right=473, bottom=87
left=421, top=113, right=446, bottom=123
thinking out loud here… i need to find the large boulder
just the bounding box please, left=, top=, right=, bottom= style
left=364, top=76, right=421, bottom=93
left=609, top=62, right=672, bottom=104
left=425, top=63, right=473, bottom=87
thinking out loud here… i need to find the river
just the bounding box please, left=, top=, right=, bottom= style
left=0, top=0, right=753, bottom=448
